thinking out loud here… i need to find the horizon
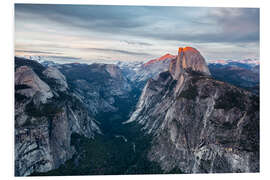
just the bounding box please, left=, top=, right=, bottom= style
left=15, top=4, right=260, bottom=64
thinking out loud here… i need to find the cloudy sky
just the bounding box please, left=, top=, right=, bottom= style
left=15, top=4, right=259, bottom=63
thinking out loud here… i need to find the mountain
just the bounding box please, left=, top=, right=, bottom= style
left=57, top=63, right=133, bottom=117
left=119, top=47, right=210, bottom=91
left=118, top=53, right=176, bottom=90
left=15, top=57, right=101, bottom=176
left=15, top=46, right=260, bottom=176
left=126, top=47, right=259, bottom=173
left=119, top=54, right=259, bottom=95
left=208, top=59, right=259, bottom=67
left=169, top=47, right=210, bottom=79
left=208, top=63, right=259, bottom=95
left=144, top=53, right=176, bottom=66
left=24, top=54, right=260, bottom=95
left=16, top=58, right=161, bottom=176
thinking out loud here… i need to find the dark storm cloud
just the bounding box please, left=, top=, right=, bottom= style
left=85, top=47, right=151, bottom=56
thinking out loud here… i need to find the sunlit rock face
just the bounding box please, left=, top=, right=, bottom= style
left=127, top=47, right=259, bottom=173
left=144, top=53, right=177, bottom=66
left=169, top=47, right=211, bottom=79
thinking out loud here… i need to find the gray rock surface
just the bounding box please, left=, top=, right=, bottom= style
left=126, top=47, right=259, bottom=173
left=43, top=67, right=68, bottom=91
left=118, top=55, right=175, bottom=89
left=15, top=58, right=100, bottom=176
left=58, top=63, right=132, bottom=116
left=15, top=66, right=53, bottom=104
left=169, top=47, right=210, bottom=79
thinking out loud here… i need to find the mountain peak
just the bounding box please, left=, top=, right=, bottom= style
left=158, top=53, right=175, bottom=61
left=179, top=46, right=200, bottom=55
left=144, top=53, right=176, bottom=66
left=170, top=47, right=210, bottom=79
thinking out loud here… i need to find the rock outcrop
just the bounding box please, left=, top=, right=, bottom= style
left=126, top=47, right=259, bottom=173
left=119, top=47, right=210, bottom=90
left=169, top=47, right=210, bottom=79
left=15, top=57, right=100, bottom=176
left=15, top=66, right=53, bottom=104
left=43, top=67, right=68, bottom=91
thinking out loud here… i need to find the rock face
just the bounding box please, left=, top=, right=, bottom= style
left=126, top=47, right=259, bottom=173
left=144, top=53, right=176, bottom=66
left=15, top=66, right=53, bottom=104
left=119, top=47, right=210, bottom=90
left=208, top=63, right=259, bottom=95
left=58, top=63, right=133, bottom=116
left=15, top=57, right=100, bottom=176
left=169, top=47, right=210, bottom=79
left=119, top=53, right=176, bottom=91
left=43, top=67, right=68, bottom=91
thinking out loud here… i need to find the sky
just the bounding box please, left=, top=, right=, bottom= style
left=15, top=4, right=260, bottom=63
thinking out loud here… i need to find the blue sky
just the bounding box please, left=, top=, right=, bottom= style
left=15, top=4, right=259, bottom=63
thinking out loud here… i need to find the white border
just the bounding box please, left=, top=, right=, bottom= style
left=2, top=0, right=270, bottom=180
left=13, top=0, right=261, bottom=8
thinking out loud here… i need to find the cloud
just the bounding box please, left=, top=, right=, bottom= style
left=206, top=8, right=259, bottom=43
left=15, top=4, right=149, bottom=32
left=15, top=4, right=260, bottom=61
left=15, top=49, right=63, bottom=55
left=121, top=40, right=152, bottom=46
left=84, top=47, right=151, bottom=56
left=15, top=5, right=259, bottom=44
left=133, top=8, right=259, bottom=44
left=46, top=56, right=82, bottom=61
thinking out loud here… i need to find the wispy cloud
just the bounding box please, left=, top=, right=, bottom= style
left=84, top=48, right=151, bottom=56
left=121, top=40, right=152, bottom=46
left=15, top=49, right=63, bottom=55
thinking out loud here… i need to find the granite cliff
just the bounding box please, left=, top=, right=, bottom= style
left=15, top=57, right=100, bottom=176
left=126, top=47, right=259, bottom=173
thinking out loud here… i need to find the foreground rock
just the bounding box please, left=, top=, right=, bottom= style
left=15, top=57, right=100, bottom=176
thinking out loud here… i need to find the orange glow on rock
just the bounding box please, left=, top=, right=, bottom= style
left=178, top=48, right=183, bottom=55
left=183, top=47, right=199, bottom=53
left=144, top=53, right=176, bottom=66
left=144, top=47, right=199, bottom=66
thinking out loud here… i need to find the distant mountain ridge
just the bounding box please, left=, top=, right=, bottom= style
left=208, top=59, right=259, bottom=66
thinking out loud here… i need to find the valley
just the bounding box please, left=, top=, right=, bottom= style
left=15, top=47, right=259, bottom=176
